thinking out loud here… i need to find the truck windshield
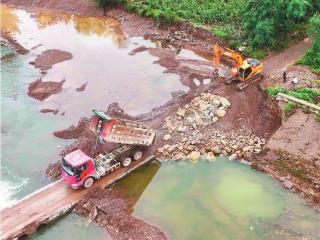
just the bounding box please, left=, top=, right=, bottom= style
left=61, top=158, right=78, bottom=176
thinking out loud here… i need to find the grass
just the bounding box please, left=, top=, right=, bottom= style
left=283, top=103, right=297, bottom=117
left=123, top=0, right=246, bottom=47
left=316, top=113, right=320, bottom=122
left=266, top=87, right=320, bottom=104
left=95, top=0, right=310, bottom=61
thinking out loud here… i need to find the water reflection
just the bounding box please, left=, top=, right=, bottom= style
left=0, top=5, right=20, bottom=34
left=33, top=10, right=126, bottom=45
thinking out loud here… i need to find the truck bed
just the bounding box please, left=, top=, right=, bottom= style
left=90, top=111, right=156, bottom=146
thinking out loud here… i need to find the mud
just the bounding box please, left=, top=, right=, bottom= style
left=75, top=82, right=87, bottom=92
left=1, top=32, right=29, bottom=55
left=45, top=162, right=61, bottom=180
left=40, top=108, right=59, bottom=114
left=32, top=49, right=73, bottom=71
left=74, top=187, right=167, bottom=240
left=28, top=79, right=65, bottom=100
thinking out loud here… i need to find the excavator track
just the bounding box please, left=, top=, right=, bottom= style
left=236, top=74, right=263, bottom=90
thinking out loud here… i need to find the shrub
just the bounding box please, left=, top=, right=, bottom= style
left=297, top=14, right=320, bottom=72
left=266, top=87, right=288, bottom=96
left=243, top=47, right=268, bottom=60
left=267, top=87, right=320, bottom=103
left=283, top=102, right=297, bottom=116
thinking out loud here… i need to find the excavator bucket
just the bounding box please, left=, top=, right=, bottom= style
left=90, top=110, right=156, bottom=146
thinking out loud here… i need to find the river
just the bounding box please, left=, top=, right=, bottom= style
left=1, top=4, right=319, bottom=240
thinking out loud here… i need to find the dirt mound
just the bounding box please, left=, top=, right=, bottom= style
left=213, top=84, right=282, bottom=138
left=74, top=187, right=167, bottom=240
left=31, top=49, right=72, bottom=71
left=54, top=118, right=89, bottom=139
left=28, top=79, right=65, bottom=100
left=267, top=110, right=320, bottom=161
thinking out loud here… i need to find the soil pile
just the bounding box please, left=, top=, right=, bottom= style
left=28, top=79, right=65, bottom=100
left=74, top=187, right=167, bottom=240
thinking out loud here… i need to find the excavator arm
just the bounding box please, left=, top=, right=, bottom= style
left=213, top=44, right=244, bottom=70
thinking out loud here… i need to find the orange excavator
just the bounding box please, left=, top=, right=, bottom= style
left=213, top=44, right=264, bottom=90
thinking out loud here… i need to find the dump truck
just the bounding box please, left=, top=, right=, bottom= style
left=61, top=110, right=156, bottom=189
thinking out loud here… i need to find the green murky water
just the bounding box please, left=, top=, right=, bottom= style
left=31, top=214, right=108, bottom=240
left=1, top=45, right=70, bottom=205
left=115, top=160, right=320, bottom=240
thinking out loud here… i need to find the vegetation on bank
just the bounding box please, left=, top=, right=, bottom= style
left=283, top=102, right=297, bottom=117
left=97, top=0, right=318, bottom=53
left=96, top=0, right=319, bottom=69
left=266, top=87, right=320, bottom=104
left=297, top=14, right=320, bottom=72
left=274, top=158, right=306, bottom=180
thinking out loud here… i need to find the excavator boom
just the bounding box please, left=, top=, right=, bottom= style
left=213, top=44, right=243, bottom=69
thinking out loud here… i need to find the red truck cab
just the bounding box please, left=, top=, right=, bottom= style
left=61, top=149, right=96, bottom=189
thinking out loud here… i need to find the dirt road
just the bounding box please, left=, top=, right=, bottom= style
left=263, top=38, right=311, bottom=77
left=0, top=155, right=155, bottom=240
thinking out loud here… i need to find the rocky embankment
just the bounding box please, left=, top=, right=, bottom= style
left=156, top=93, right=265, bottom=163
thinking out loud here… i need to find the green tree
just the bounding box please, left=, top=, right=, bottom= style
left=244, top=0, right=310, bottom=48
left=299, top=14, right=320, bottom=71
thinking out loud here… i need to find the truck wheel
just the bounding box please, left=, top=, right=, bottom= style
left=121, top=157, right=132, bottom=167
left=131, top=150, right=143, bottom=161
left=83, top=177, right=94, bottom=189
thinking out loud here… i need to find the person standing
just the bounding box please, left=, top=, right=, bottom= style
left=283, top=71, right=287, bottom=83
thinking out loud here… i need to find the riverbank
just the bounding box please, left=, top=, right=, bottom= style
left=1, top=0, right=319, bottom=239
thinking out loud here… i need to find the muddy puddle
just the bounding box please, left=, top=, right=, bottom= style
left=1, top=5, right=189, bottom=119
left=115, top=159, right=320, bottom=240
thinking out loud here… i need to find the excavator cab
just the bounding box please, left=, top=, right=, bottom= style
left=238, top=59, right=262, bottom=82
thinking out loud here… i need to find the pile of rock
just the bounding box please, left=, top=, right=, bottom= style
left=157, top=128, right=265, bottom=163
left=164, top=93, right=230, bottom=132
